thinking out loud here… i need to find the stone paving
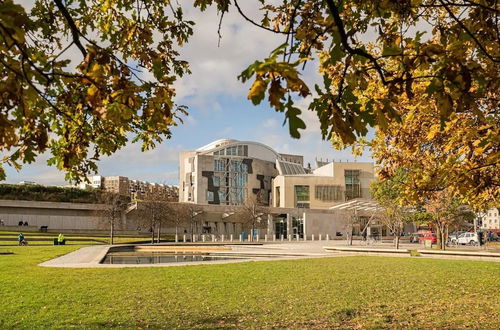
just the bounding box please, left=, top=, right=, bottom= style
left=39, top=240, right=500, bottom=268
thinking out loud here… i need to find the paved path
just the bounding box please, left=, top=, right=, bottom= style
left=39, top=241, right=499, bottom=268
left=40, top=245, right=110, bottom=268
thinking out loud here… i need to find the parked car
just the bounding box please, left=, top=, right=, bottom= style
left=409, top=233, right=423, bottom=243
left=448, top=231, right=466, bottom=244
left=419, top=233, right=437, bottom=244
left=454, top=232, right=479, bottom=245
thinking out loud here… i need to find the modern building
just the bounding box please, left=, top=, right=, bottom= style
left=179, top=139, right=306, bottom=206
left=273, top=161, right=376, bottom=209
left=177, top=139, right=379, bottom=239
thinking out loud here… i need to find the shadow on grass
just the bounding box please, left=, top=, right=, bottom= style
left=86, top=314, right=244, bottom=329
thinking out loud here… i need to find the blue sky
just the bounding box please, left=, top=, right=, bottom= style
left=4, top=3, right=373, bottom=186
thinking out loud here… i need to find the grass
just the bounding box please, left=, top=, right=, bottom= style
left=0, top=246, right=499, bottom=329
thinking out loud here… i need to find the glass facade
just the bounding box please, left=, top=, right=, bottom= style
left=345, top=170, right=361, bottom=200
left=213, top=157, right=248, bottom=205
left=294, top=185, right=310, bottom=208
left=213, top=145, right=248, bottom=157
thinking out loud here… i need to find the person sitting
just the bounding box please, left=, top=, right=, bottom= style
left=23, top=221, right=29, bottom=226
left=18, top=221, right=23, bottom=226
left=18, top=233, right=27, bottom=246
left=58, top=233, right=65, bottom=245
left=0, top=219, right=4, bottom=226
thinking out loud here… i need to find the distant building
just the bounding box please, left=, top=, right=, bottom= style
left=18, top=181, right=37, bottom=185
left=482, top=208, right=500, bottom=230
left=85, top=175, right=178, bottom=201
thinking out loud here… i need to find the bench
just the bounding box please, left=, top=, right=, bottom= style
left=40, top=226, right=48, bottom=233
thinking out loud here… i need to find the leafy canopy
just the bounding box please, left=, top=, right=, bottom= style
left=0, top=0, right=192, bottom=182
left=208, top=0, right=498, bottom=207
left=0, top=0, right=498, bottom=200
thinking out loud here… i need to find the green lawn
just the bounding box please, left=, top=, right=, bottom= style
left=0, top=246, right=499, bottom=329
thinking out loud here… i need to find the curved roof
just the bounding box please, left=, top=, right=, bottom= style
left=196, top=138, right=281, bottom=163
left=196, top=139, right=239, bottom=151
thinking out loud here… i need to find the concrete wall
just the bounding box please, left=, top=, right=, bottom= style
left=0, top=199, right=355, bottom=239
left=0, top=200, right=106, bottom=231
left=303, top=210, right=347, bottom=238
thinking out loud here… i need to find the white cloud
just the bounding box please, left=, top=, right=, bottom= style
left=262, top=118, right=279, bottom=129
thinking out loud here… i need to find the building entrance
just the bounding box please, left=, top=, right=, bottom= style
left=275, top=219, right=287, bottom=239
left=292, top=217, right=304, bottom=239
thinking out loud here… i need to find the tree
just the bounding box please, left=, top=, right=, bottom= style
left=141, top=192, right=171, bottom=244
left=0, top=0, right=190, bottom=182
left=237, top=192, right=269, bottom=241
left=98, top=192, right=129, bottom=245
left=2, top=1, right=497, bottom=191
left=371, top=171, right=414, bottom=249
left=340, top=209, right=358, bottom=246
left=166, top=202, right=190, bottom=240
left=369, top=79, right=499, bottom=210
left=425, top=189, right=475, bottom=250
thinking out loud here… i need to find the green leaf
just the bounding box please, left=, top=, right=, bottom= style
left=284, top=97, right=306, bottom=139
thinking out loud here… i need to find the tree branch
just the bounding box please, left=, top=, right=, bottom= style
left=234, top=0, right=294, bottom=35
left=53, top=0, right=87, bottom=57
left=439, top=0, right=500, bottom=62
left=324, top=0, right=390, bottom=84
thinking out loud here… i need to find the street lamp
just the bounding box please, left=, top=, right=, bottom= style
left=190, top=210, right=203, bottom=240
left=222, top=212, right=234, bottom=219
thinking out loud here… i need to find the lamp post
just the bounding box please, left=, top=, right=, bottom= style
left=221, top=212, right=235, bottom=241
left=191, top=210, right=203, bottom=242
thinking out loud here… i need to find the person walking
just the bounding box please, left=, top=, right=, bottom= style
left=57, top=233, right=65, bottom=245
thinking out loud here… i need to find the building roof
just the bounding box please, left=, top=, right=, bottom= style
left=195, top=138, right=303, bottom=164
left=276, top=160, right=307, bottom=175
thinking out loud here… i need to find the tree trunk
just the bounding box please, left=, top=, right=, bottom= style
left=157, top=223, right=161, bottom=244
left=395, top=235, right=400, bottom=250
left=438, top=225, right=446, bottom=250
left=110, top=219, right=114, bottom=245
left=151, top=224, right=155, bottom=244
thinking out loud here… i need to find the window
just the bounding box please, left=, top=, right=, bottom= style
left=226, top=146, right=237, bottom=155
left=207, top=191, right=214, bottom=202
left=295, top=185, right=310, bottom=202
left=214, top=159, right=226, bottom=171
left=345, top=170, right=361, bottom=200
left=315, top=185, right=342, bottom=202
left=213, top=176, right=220, bottom=187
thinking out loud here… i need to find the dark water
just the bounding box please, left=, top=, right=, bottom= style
left=101, top=253, right=242, bottom=264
